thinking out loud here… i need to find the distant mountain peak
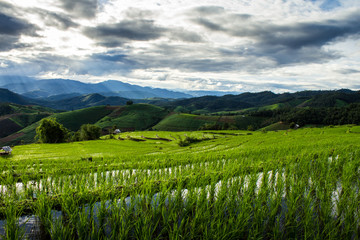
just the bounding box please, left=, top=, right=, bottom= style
left=0, top=77, right=192, bottom=99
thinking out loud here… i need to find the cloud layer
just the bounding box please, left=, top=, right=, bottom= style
left=0, top=0, right=359, bottom=92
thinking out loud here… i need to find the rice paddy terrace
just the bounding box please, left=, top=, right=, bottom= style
left=0, top=125, right=360, bottom=239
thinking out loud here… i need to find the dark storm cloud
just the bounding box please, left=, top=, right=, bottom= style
left=253, top=13, right=360, bottom=49
left=336, top=68, right=360, bottom=74
left=0, top=52, right=131, bottom=77
left=192, top=6, right=225, bottom=15
left=0, top=35, right=27, bottom=51
left=192, top=8, right=360, bottom=66
left=0, top=12, right=37, bottom=36
left=33, top=8, right=79, bottom=30
left=247, top=44, right=340, bottom=65
left=60, top=0, right=98, bottom=19
left=84, top=20, right=166, bottom=47
left=87, top=20, right=165, bottom=40
left=0, top=12, right=38, bottom=51
left=84, top=7, right=203, bottom=47
left=124, top=43, right=262, bottom=73
left=194, top=10, right=360, bottom=49
left=91, top=51, right=140, bottom=68
left=170, top=28, right=203, bottom=42
left=195, top=18, right=225, bottom=31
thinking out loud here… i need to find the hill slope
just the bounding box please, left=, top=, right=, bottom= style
left=36, top=93, right=130, bottom=110
left=0, top=103, right=55, bottom=141
left=153, top=113, right=265, bottom=131
left=0, top=88, right=31, bottom=105
left=161, top=90, right=360, bottom=113
left=95, top=104, right=169, bottom=131
left=1, top=104, right=170, bottom=145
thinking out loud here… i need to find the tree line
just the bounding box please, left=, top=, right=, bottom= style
left=251, top=103, right=360, bottom=126
left=36, top=118, right=101, bottom=143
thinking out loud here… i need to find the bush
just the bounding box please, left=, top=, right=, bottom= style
left=198, top=123, right=222, bottom=130
left=35, top=118, right=69, bottom=143
left=71, top=131, right=81, bottom=142
left=247, top=125, right=254, bottom=131
left=79, top=124, right=101, bottom=141
left=178, top=136, right=208, bottom=147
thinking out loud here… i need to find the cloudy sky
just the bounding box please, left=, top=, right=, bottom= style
left=0, top=0, right=359, bottom=92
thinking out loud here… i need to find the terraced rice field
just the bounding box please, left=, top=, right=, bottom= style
left=0, top=125, right=359, bottom=239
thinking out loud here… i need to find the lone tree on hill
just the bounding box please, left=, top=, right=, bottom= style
left=36, top=118, right=68, bottom=143
left=79, top=124, right=101, bottom=140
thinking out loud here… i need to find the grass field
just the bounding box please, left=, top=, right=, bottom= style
left=0, top=125, right=360, bottom=239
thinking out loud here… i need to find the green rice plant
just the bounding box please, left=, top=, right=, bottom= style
left=2, top=199, right=25, bottom=240
left=1, top=126, right=360, bottom=238
left=49, top=214, right=73, bottom=240
left=32, top=192, right=53, bottom=239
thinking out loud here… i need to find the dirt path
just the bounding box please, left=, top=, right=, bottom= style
left=0, top=132, right=24, bottom=144
left=0, top=113, right=21, bottom=121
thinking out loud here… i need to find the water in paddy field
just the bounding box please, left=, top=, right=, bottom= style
left=0, top=157, right=352, bottom=239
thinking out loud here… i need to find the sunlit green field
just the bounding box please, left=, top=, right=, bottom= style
left=1, top=125, right=360, bottom=239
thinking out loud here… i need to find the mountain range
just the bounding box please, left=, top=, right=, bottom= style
left=0, top=76, right=225, bottom=99
left=160, top=89, right=360, bottom=113
left=1, top=86, right=360, bottom=146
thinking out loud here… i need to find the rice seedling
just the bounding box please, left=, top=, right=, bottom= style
left=0, top=126, right=359, bottom=239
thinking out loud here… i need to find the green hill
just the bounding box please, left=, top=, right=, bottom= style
left=153, top=114, right=220, bottom=131
left=1, top=104, right=169, bottom=145
left=0, top=88, right=30, bottom=105
left=160, top=90, right=360, bottom=113
left=38, top=93, right=129, bottom=110
left=53, top=105, right=113, bottom=131
left=1, top=106, right=113, bottom=145
left=0, top=103, right=55, bottom=141
left=153, top=113, right=265, bottom=131
left=95, top=104, right=169, bottom=131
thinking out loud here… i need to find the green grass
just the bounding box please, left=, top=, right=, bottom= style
left=1, top=126, right=360, bottom=239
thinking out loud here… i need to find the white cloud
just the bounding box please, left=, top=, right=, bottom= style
left=0, top=0, right=359, bottom=92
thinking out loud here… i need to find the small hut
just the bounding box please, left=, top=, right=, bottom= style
left=0, top=146, right=12, bottom=155
left=113, top=129, right=121, bottom=134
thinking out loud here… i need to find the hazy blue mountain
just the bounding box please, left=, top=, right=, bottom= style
left=42, top=93, right=83, bottom=101
left=33, top=93, right=130, bottom=110
left=184, top=90, right=241, bottom=97
left=0, top=75, right=35, bottom=87
left=0, top=88, right=31, bottom=105
left=0, top=78, right=192, bottom=99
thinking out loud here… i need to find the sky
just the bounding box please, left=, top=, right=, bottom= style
left=0, top=0, right=359, bottom=93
